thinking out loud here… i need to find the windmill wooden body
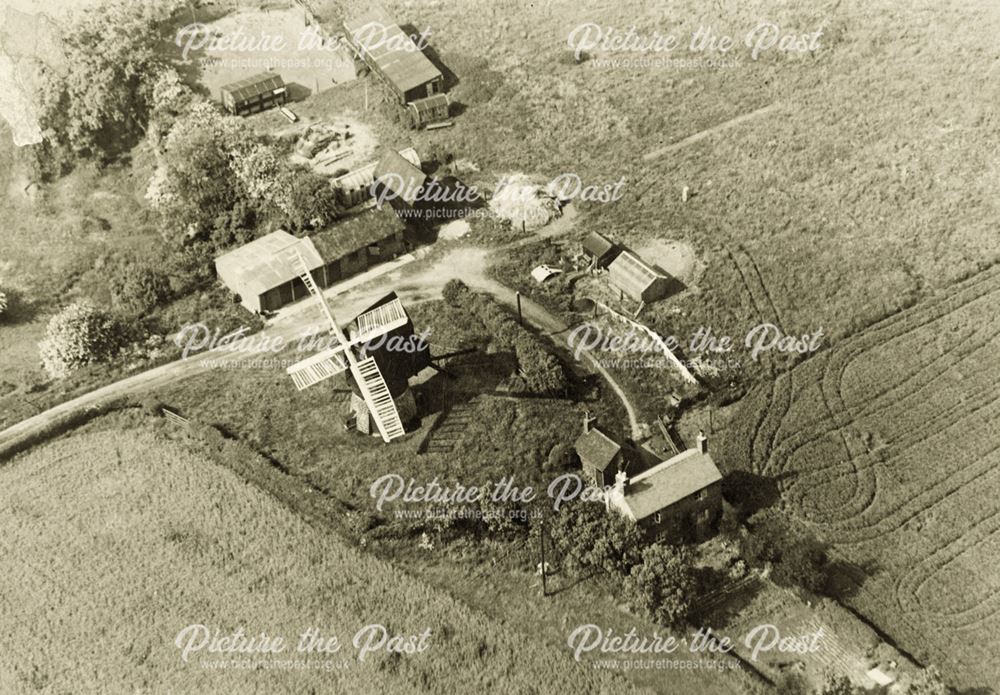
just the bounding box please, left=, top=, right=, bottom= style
left=284, top=244, right=421, bottom=443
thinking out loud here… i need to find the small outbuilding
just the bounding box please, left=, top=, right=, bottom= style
left=607, top=250, right=671, bottom=303
left=573, top=414, right=625, bottom=488
left=408, top=93, right=450, bottom=128
left=372, top=149, right=428, bottom=209
left=220, top=72, right=287, bottom=116
left=214, top=230, right=324, bottom=313
left=332, top=147, right=421, bottom=208
left=582, top=231, right=620, bottom=269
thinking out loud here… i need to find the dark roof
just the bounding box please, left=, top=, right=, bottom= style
left=221, top=72, right=285, bottom=102
left=373, top=149, right=428, bottom=206
left=343, top=9, right=442, bottom=96
left=573, top=427, right=621, bottom=470
left=614, top=449, right=722, bottom=521
left=311, top=208, right=405, bottom=261
left=583, top=231, right=618, bottom=260
left=347, top=292, right=430, bottom=398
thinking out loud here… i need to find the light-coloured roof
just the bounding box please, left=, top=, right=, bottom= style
left=614, top=448, right=721, bottom=521
left=608, top=250, right=668, bottom=296
left=530, top=265, right=562, bottom=283
left=221, top=72, right=285, bottom=102
left=343, top=9, right=442, bottom=96
left=214, top=231, right=323, bottom=297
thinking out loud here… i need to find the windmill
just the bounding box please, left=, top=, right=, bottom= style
left=283, top=243, right=409, bottom=443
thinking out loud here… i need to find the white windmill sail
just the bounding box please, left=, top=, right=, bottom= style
left=283, top=244, right=406, bottom=442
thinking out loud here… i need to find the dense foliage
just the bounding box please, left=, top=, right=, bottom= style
left=623, top=544, right=696, bottom=628
left=37, top=302, right=123, bottom=378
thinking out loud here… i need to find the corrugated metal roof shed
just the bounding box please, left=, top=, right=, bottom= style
left=615, top=449, right=722, bottom=521
left=220, top=72, right=286, bottom=103
left=608, top=250, right=668, bottom=300
left=344, top=9, right=442, bottom=96
left=373, top=149, right=427, bottom=206
left=215, top=231, right=322, bottom=297
left=408, top=93, right=449, bottom=116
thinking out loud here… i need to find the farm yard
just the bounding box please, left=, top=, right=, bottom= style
left=717, top=264, right=1000, bottom=688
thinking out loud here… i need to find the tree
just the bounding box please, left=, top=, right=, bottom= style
left=109, top=258, right=171, bottom=316
left=277, top=169, right=342, bottom=232
left=442, top=279, right=471, bottom=307
left=623, top=544, right=695, bottom=628
left=816, top=673, right=857, bottom=695
left=902, top=666, right=948, bottom=695
left=741, top=509, right=827, bottom=593
left=549, top=502, right=643, bottom=578
left=38, top=302, right=122, bottom=378
left=38, top=0, right=183, bottom=160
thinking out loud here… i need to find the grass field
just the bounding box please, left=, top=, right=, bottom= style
left=717, top=263, right=1000, bottom=688
left=0, top=418, right=657, bottom=694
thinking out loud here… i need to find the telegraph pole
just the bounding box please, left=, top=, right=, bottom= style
left=539, top=513, right=547, bottom=597
left=516, top=291, right=523, bottom=326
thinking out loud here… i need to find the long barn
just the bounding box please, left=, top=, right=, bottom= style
left=343, top=8, right=444, bottom=103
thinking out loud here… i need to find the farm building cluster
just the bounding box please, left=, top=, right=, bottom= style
left=215, top=207, right=407, bottom=314
left=574, top=415, right=722, bottom=543
left=582, top=231, right=673, bottom=305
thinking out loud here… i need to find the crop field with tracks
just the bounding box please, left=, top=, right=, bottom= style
left=719, top=263, right=1000, bottom=688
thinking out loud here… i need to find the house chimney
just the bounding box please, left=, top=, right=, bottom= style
left=697, top=430, right=708, bottom=454
left=614, top=469, right=628, bottom=495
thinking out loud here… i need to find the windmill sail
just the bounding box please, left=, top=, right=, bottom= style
left=352, top=298, right=409, bottom=344
left=284, top=244, right=406, bottom=443
left=287, top=346, right=349, bottom=390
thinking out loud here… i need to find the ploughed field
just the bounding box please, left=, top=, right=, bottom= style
left=0, top=425, right=639, bottom=694
left=721, top=264, right=1000, bottom=688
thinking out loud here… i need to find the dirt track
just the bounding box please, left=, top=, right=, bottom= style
left=0, top=242, right=642, bottom=449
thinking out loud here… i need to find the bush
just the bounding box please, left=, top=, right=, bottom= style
left=740, top=509, right=827, bottom=593
left=623, top=544, right=695, bottom=628
left=109, top=258, right=171, bottom=316
left=549, top=502, right=643, bottom=578
left=442, top=279, right=471, bottom=307
left=38, top=302, right=123, bottom=379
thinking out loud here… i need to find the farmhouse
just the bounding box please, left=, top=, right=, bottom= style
left=573, top=414, right=624, bottom=488
left=582, top=231, right=620, bottom=269
left=606, top=435, right=722, bottom=543
left=372, top=149, right=428, bottom=210
left=343, top=8, right=444, bottom=103
left=333, top=147, right=421, bottom=208
left=220, top=72, right=287, bottom=116
left=608, top=250, right=671, bottom=303
left=347, top=292, right=432, bottom=435
left=214, top=230, right=324, bottom=314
